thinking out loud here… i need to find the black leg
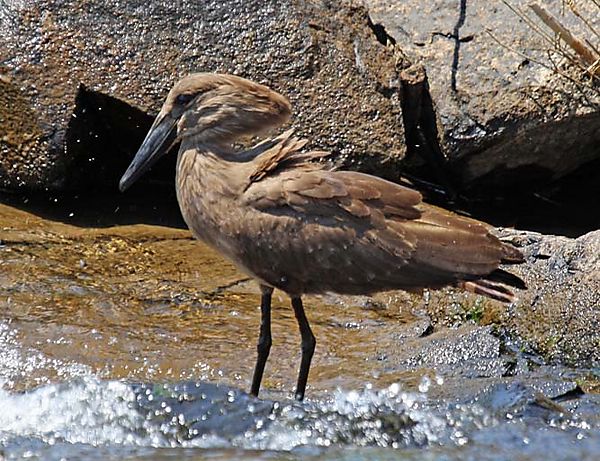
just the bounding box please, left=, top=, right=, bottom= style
left=291, top=296, right=316, bottom=401
left=250, top=286, right=273, bottom=397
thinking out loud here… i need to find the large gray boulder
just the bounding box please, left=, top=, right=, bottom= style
left=366, top=0, right=600, bottom=191
left=0, top=0, right=405, bottom=191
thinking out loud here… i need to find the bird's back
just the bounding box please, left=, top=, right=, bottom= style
left=181, top=131, right=526, bottom=300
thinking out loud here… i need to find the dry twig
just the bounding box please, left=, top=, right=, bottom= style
left=499, top=0, right=600, bottom=82
left=530, top=3, right=598, bottom=66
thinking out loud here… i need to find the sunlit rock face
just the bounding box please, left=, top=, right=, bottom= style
left=0, top=0, right=405, bottom=191
left=2, top=0, right=598, bottom=235
left=365, top=0, right=600, bottom=191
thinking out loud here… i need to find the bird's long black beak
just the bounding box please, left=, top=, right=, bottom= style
left=119, top=113, right=178, bottom=192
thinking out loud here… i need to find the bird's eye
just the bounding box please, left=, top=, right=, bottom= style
left=175, top=93, right=195, bottom=105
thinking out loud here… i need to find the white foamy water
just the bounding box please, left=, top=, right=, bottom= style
left=0, top=320, right=166, bottom=448
left=241, top=382, right=493, bottom=451
left=0, top=377, right=166, bottom=447
left=0, top=376, right=469, bottom=453
left=0, top=320, right=598, bottom=461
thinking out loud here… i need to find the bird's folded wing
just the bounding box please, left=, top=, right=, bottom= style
left=243, top=168, right=521, bottom=281
left=245, top=129, right=330, bottom=187
left=242, top=169, right=425, bottom=264
left=244, top=169, right=422, bottom=218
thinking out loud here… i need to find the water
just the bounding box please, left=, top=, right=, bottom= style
left=0, top=202, right=599, bottom=460
left=1, top=376, right=599, bottom=460
left=1, top=317, right=599, bottom=460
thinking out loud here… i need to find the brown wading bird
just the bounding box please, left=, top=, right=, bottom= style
left=120, top=73, right=525, bottom=401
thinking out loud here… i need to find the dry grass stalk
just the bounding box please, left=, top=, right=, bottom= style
left=486, top=27, right=596, bottom=101
left=499, top=0, right=599, bottom=83
left=530, top=3, right=598, bottom=67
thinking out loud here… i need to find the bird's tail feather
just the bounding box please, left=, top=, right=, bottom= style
left=459, top=269, right=526, bottom=304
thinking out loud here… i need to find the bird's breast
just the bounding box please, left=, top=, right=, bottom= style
left=175, top=149, right=274, bottom=280
left=176, top=152, right=234, bottom=246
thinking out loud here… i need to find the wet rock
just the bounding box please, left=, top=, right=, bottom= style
left=562, top=392, right=600, bottom=427
left=365, top=0, right=600, bottom=191
left=387, top=324, right=509, bottom=379
left=0, top=0, right=405, bottom=191
left=423, top=365, right=582, bottom=406
left=496, top=228, right=600, bottom=367
left=132, top=381, right=274, bottom=441
left=471, top=381, right=570, bottom=420
left=424, top=229, right=600, bottom=368
left=468, top=377, right=589, bottom=424
left=392, top=316, right=433, bottom=340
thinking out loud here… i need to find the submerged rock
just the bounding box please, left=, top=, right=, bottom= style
left=0, top=0, right=404, bottom=191
left=132, top=381, right=275, bottom=441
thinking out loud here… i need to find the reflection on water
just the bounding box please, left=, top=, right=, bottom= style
left=0, top=321, right=91, bottom=390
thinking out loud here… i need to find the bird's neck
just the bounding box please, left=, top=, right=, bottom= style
left=176, top=133, right=284, bottom=192
left=174, top=144, right=245, bottom=250
left=177, top=145, right=241, bottom=197
left=172, top=133, right=283, bottom=257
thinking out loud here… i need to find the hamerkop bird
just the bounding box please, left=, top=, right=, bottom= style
left=120, top=73, right=525, bottom=401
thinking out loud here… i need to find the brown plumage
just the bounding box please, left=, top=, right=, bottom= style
left=120, top=73, right=525, bottom=401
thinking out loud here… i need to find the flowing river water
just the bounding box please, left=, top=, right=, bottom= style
left=0, top=197, right=599, bottom=460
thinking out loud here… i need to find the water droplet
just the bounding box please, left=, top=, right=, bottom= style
left=418, top=375, right=431, bottom=393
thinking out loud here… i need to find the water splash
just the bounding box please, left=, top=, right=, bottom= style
left=0, top=322, right=598, bottom=460
left=0, top=377, right=165, bottom=447
left=238, top=382, right=495, bottom=451
left=0, top=321, right=91, bottom=390
left=0, top=374, right=598, bottom=461
left=0, top=368, right=491, bottom=452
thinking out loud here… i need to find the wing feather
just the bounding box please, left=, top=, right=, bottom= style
left=240, top=134, right=522, bottom=293
left=243, top=168, right=421, bottom=265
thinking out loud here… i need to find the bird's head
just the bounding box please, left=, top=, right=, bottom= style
left=119, top=73, right=291, bottom=191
